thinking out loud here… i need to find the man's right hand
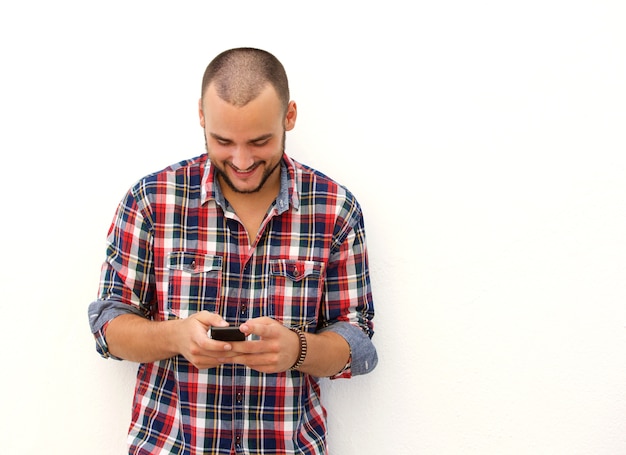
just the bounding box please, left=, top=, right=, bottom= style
left=106, top=311, right=235, bottom=369
left=173, top=311, right=236, bottom=369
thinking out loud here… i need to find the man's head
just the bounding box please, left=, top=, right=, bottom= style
left=198, top=48, right=297, bottom=195
left=200, top=47, right=290, bottom=114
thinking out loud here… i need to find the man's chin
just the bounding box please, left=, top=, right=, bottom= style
left=221, top=174, right=263, bottom=194
left=231, top=184, right=262, bottom=194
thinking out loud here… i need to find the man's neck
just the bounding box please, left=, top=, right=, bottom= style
left=220, top=169, right=281, bottom=242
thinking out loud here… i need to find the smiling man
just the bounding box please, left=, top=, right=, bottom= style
left=88, top=48, right=378, bottom=455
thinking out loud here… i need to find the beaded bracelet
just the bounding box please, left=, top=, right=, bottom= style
left=289, top=328, right=308, bottom=371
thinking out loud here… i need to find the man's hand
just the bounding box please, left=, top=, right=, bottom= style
left=222, top=317, right=301, bottom=374
left=173, top=311, right=240, bottom=369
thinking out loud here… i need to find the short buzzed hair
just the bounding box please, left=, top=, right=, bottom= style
left=201, top=48, right=290, bottom=112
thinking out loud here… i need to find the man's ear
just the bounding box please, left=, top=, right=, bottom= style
left=198, top=98, right=205, bottom=128
left=284, top=100, right=297, bottom=131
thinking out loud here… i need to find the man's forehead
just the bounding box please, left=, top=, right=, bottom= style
left=203, top=81, right=279, bottom=107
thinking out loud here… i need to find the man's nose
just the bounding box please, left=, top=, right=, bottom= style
left=231, top=146, right=255, bottom=170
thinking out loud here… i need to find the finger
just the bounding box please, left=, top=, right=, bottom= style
left=225, top=352, right=285, bottom=374
left=245, top=316, right=276, bottom=326
left=240, top=319, right=280, bottom=338
left=222, top=352, right=269, bottom=366
left=194, top=311, right=229, bottom=327
left=203, top=338, right=235, bottom=353
left=230, top=340, right=271, bottom=355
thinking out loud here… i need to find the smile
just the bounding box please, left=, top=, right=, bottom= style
left=230, top=164, right=259, bottom=177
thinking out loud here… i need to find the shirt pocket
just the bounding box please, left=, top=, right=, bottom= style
left=166, top=252, right=223, bottom=319
left=269, top=259, right=325, bottom=330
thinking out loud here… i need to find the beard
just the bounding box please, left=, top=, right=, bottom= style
left=206, top=131, right=286, bottom=194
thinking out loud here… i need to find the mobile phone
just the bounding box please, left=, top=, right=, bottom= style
left=211, top=326, right=246, bottom=342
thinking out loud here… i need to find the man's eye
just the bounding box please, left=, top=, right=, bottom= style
left=252, top=140, right=270, bottom=147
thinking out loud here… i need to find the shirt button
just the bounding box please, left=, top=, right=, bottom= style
left=236, top=393, right=243, bottom=403
left=190, top=260, right=196, bottom=270
left=293, top=266, right=299, bottom=276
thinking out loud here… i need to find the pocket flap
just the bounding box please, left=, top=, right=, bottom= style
left=167, top=252, right=223, bottom=274
left=270, top=260, right=324, bottom=282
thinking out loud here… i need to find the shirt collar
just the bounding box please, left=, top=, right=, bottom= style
left=200, top=153, right=300, bottom=213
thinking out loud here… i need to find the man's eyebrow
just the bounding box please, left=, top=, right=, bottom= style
left=209, top=132, right=231, bottom=142
left=249, top=133, right=273, bottom=143
left=209, top=132, right=273, bottom=143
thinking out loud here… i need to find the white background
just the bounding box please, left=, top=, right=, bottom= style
left=1, top=1, right=625, bottom=454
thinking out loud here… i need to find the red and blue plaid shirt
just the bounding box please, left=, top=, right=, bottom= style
left=89, top=153, right=376, bottom=454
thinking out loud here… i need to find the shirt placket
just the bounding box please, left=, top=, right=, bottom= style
left=228, top=204, right=279, bottom=454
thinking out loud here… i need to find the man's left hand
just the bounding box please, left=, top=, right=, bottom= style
left=219, top=317, right=300, bottom=374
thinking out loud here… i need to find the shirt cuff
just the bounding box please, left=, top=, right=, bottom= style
left=88, top=299, right=146, bottom=359
left=319, top=321, right=378, bottom=378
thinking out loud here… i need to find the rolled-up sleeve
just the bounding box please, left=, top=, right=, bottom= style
left=320, top=321, right=378, bottom=378
left=88, top=299, right=146, bottom=359
left=320, top=197, right=377, bottom=379
left=88, top=182, right=155, bottom=359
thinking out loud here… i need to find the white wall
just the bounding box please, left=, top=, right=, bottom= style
left=1, top=1, right=625, bottom=454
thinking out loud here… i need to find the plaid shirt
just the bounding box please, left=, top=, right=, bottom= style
left=89, top=153, right=376, bottom=455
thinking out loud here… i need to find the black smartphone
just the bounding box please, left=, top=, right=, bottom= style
left=211, top=326, right=246, bottom=341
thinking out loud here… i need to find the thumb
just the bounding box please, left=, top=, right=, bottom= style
left=193, top=311, right=229, bottom=328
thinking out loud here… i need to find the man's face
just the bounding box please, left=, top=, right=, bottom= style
left=199, top=84, right=297, bottom=194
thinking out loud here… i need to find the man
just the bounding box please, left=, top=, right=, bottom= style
left=88, top=47, right=377, bottom=455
